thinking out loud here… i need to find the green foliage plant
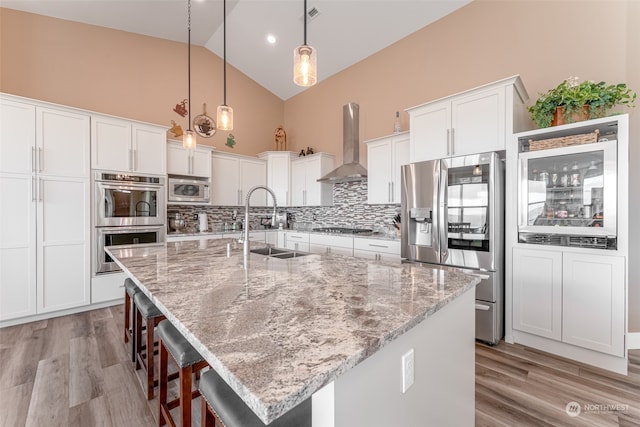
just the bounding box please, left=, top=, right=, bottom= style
left=528, top=77, right=636, bottom=128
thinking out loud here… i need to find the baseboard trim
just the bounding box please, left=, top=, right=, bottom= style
left=629, top=332, right=640, bottom=350
left=0, top=298, right=123, bottom=328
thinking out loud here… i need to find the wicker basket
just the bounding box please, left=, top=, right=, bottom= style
left=528, top=129, right=600, bottom=151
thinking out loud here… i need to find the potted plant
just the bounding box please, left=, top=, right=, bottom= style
left=528, top=76, right=636, bottom=128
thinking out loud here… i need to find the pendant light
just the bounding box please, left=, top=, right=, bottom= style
left=183, top=0, right=196, bottom=149
left=293, top=0, right=317, bottom=87
left=217, top=0, right=233, bottom=131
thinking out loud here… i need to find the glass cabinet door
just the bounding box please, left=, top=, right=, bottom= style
left=518, top=140, right=617, bottom=237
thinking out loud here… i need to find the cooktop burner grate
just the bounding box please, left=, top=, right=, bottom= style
left=312, top=227, right=373, bottom=234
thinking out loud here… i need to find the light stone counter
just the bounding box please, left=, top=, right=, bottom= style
left=106, top=238, right=479, bottom=424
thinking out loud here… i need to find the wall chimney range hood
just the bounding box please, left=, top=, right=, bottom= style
left=317, top=102, right=367, bottom=183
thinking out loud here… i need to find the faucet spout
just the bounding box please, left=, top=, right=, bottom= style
left=243, top=185, right=277, bottom=256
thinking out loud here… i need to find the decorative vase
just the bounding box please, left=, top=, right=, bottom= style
left=551, top=105, right=590, bottom=127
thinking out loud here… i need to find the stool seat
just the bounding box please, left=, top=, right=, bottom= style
left=199, top=369, right=311, bottom=427
left=134, top=292, right=163, bottom=319
left=156, top=320, right=205, bottom=368
left=124, top=278, right=140, bottom=297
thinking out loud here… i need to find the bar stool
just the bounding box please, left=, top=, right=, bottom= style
left=123, top=278, right=140, bottom=362
left=134, top=291, right=166, bottom=400
left=157, top=319, right=209, bottom=427
left=199, top=369, right=311, bottom=427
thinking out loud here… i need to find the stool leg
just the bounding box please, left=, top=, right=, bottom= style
left=146, top=317, right=155, bottom=400
left=158, top=338, right=168, bottom=427
left=124, top=292, right=130, bottom=343
left=180, top=365, right=193, bottom=427
left=201, top=397, right=216, bottom=427
left=135, top=308, right=143, bottom=370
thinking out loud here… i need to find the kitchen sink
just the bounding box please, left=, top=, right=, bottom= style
left=250, top=247, right=309, bottom=258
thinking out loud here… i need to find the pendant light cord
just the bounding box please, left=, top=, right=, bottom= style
left=223, top=0, right=227, bottom=106
left=303, top=0, right=307, bottom=45
left=187, top=0, right=192, bottom=130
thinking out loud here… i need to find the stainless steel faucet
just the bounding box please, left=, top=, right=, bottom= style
left=242, top=185, right=277, bottom=256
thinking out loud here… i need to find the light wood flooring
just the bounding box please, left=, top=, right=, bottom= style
left=1, top=305, right=638, bottom=426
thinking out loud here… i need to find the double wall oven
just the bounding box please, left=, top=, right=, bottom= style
left=93, top=171, right=166, bottom=274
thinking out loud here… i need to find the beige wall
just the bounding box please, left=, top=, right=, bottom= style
left=0, top=7, right=284, bottom=156
left=1, top=1, right=638, bottom=332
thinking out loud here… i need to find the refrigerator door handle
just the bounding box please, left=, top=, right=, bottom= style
left=439, top=162, right=448, bottom=261
left=475, top=303, right=491, bottom=311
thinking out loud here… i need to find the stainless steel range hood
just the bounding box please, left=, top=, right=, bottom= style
left=317, top=103, right=367, bottom=183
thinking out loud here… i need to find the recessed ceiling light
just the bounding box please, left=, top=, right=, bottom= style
left=266, top=34, right=277, bottom=44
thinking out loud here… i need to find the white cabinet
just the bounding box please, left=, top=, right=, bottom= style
left=91, top=114, right=166, bottom=175
left=258, top=151, right=297, bottom=207
left=0, top=97, right=91, bottom=321
left=211, top=153, right=267, bottom=206
left=309, top=234, right=354, bottom=256
left=290, top=153, right=334, bottom=206
left=167, top=140, right=212, bottom=178
left=366, top=132, right=410, bottom=204
left=353, top=238, right=401, bottom=262
left=512, top=247, right=562, bottom=341
left=512, top=247, right=625, bottom=357
left=407, top=76, right=528, bottom=163
left=283, top=231, right=310, bottom=252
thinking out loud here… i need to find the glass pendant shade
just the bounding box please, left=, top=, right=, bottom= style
left=293, top=44, right=317, bottom=87
left=183, top=129, right=196, bottom=149
left=217, top=105, right=233, bottom=131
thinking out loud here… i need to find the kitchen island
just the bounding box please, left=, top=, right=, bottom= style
left=106, top=238, right=480, bottom=426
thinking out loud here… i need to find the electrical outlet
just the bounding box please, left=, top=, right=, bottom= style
left=401, top=348, right=414, bottom=393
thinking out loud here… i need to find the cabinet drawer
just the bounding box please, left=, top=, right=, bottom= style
left=309, top=234, right=353, bottom=248
left=353, top=238, right=400, bottom=255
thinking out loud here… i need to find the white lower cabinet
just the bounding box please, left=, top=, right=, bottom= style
left=309, top=234, right=354, bottom=256
left=512, top=247, right=625, bottom=357
left=353, top=238, right=401, bottom=262
left=283, top=232, right=310, bottom=252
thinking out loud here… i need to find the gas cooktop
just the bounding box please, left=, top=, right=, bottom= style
left=312, top=227, right=373, bottom=234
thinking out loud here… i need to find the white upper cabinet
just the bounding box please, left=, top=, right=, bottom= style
left=91, top=114, right=166, bottom=175
left=408, top=76, right=528, bottom=162
left=366, top=132, right=410, bottom=204
left=211, top=152, right=267, bottom=206
left=1, top=99, right=36, bottom=174
left=258, top=151, right=297, bottom=207
left=167, top=140, right=212, bottom=178
left=290, top=153, right=334, bottom=206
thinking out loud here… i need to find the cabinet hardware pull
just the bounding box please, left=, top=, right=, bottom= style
left=133, top=149, right=137, bottom=171
left=38, top=147, right=44, bottom=172
left=32, top=177, right=36, bottom=202
left=446, top=129, right=450, bottom=156
left=388, top=182, right=391, bottom=203
left=451, top=128, right=455, bottom=155
left=38, top=178, right=43, bottom=202
left=32, top=147, right=36, bottom=172
left=128, top=149, right=132, bottom=171
left=391, top=181, right=394, bottom=202
left=368, top=244, right=388, bottom=248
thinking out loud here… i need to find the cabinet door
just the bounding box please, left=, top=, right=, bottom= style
left=367, top=141, right=392, bottom=204
left=192, top=148, right=212, bottom=178
left=211, top=155, right=240, bottom=206
left=512, top=247, right=562, bottom=340
left=240, top=159, right=267, bottom=206
left=37, top=176, right=90, bottom=313
left=562, top=253, right=625, bottom=356
left=303, top=156, right=332, bottom=206
left=167, top=143, right=190, bottom=175
left=0, top=99, right=35, bottom=174
left=91, top=116, right=132, bottom=171
left=132, top=124, right=166, bottom=175
left=451, top=88, right=505, bottom=156
left=0, top=175, right=37, bottom=320
left=37, top=107, right=90, bottom=178
left=265, top=154, right=291, bottom=207
left=409, top=100, right=450, bottom=163
left=290, top=159, right=307, bottom=206
left=391, top=136, right=410, bottom=204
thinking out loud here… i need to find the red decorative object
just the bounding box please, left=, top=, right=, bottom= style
left=173, top=99, right=188, bottom=117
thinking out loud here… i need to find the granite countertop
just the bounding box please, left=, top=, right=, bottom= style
left=167, top=227, right=400, bottom=241
left=106, top=238, right=478, bottom=424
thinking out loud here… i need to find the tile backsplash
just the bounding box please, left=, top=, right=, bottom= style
left=168, top=181, right=400, bottom=233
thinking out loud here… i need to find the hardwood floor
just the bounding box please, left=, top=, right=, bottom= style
left=1, top=306, right=638, bottom=426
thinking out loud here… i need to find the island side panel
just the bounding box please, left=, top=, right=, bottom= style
left=329, top=288, right=475, bottom=427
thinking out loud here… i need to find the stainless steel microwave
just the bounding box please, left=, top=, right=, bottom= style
left=168, top=177, right=210, bottom=204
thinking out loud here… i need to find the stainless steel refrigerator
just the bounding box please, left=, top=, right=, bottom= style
left=401, top=151, right=504, bottom=345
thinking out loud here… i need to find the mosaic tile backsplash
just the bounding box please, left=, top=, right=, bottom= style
left=168, top=181, right=400, bottom=233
